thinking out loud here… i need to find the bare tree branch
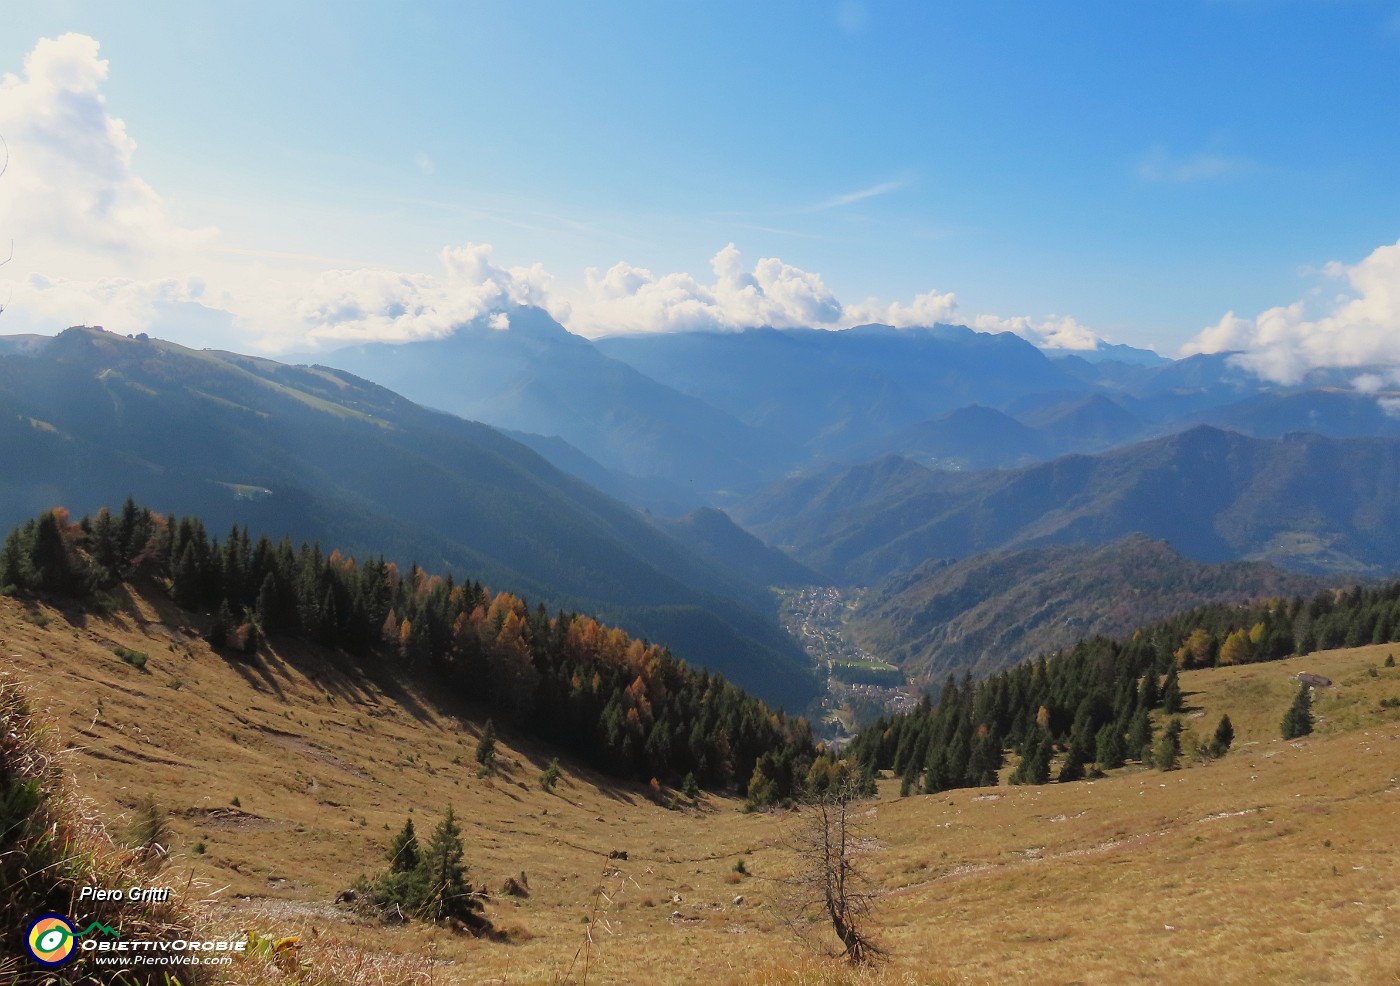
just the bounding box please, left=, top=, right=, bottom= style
left=777, top=773, right=887, bottom=965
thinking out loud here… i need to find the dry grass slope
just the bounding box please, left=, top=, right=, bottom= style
left=3, top=586, right=1398, bottom=985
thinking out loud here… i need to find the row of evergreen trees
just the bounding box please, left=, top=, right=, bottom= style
left=852, top=617, right=1255, bottom=796
left=0, top=502, right=817, bottom=802
left=1128, top=584, right=1400, bottom=670
left=852, top=574, right=1400, bottom=796
left=849, top=633, right=1178, bottom=796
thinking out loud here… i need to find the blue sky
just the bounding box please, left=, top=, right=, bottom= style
left=1, top=1, right=1399, bottom=376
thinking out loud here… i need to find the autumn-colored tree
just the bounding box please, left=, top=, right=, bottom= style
left=1219, top=629, right=1253, bottom=666
left=1174, top=627, right=1214, bottom=668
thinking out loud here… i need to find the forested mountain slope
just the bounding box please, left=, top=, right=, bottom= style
left=847, top=535, right=1326, bottom=684
left=0, top=327, right=817, bottom=707
left=739, top=426, right=1400, bottom=582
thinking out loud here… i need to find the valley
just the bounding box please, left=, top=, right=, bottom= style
left=4, top=586, right=1398, bottom=984
left=4, top=11, right=1400, bottom=986
left=778, top=585, right=916, bottom=739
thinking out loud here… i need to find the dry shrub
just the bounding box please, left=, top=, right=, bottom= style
left=0, top=673, right=442, bottom=986
left=0, top=673, right=209, bottom=984
left=721, top=958, right=973, bottom=986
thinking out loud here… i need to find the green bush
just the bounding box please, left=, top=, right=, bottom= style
left=355, top=808, right=490, bottom=932
left=113, top=646, right=148, bottom=671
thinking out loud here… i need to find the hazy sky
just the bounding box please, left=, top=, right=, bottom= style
left=1, top=1, right=1399, bottom=378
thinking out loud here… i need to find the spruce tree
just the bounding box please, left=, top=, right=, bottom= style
left=1137, top=671, right=1159, bottom=711
left=207, top=599, right=234, bottom=649
left=419, top=806, right=472, bottom=921
left=387, top=818, right=421, bottom=872
left=540, top=757, right=562, bottom=792
left=1161, top=667, right=1184, bottom=714
left=1127, top=707, right=1153, bottom=761
left=475, top=719, right=497, bottom=776
left=1, top=527, right=31, bottom=591
left=1154, top=717, right=1183, bottom=770
left=1209, top=714, right=1235, bottom=758
left=1095, top=722, right=1127, bottom=771
left=1010, top=734, right=1052, bottom=785
left=1281, top=685, right=1314, bottom=739
left=1057, top=752, right=1085, bottom=783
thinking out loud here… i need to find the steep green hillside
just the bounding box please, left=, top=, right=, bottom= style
left=0, top=327, right=818, bottom=708
left=739, top=426, right=1400, bottom=582
left=848, top=535, right=1326, bottom=685
left=658, top=507, right=826, bottom=589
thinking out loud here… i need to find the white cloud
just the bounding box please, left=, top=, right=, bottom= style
left=0, top=33, right=214, bottom=264
left=807, top=176, right=911, bottom=212
left=7, top=272, right=206, bottom=334
left=296, top=242, right=556, bottom=343
left=0, top=34, right=1118, bottom=359
left=564, top=242, right=1110, bottom=351
left=1183, top=237, right=1400, bottom=384
left=1137, top=146, right=1251, bottom=184
left=572, top=243, right=844, bottom=335
left=970, top=313, right=1103, bottom=352
left=845, top=288, right=960, bottom=329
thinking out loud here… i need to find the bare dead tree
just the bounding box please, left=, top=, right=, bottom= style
left=779, top=774, right=886, bottom=964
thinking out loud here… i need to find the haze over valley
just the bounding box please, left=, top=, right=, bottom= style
left=3, top=5, right=1400, bottom=984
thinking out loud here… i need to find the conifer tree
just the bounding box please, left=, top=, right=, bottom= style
left=1161, top=666, right=1184, bottom=714
left=1095, top=722, right=1126, bottom=771
left=1154, top=717, right=1183, bottom=770
left=387, top=818, right=421, bottom=873
left=475, top=718, right=498, bottom=776
left=207, top=599, right=234, bottom=648
left=1057, top=751, right=1085, bottom=783
left=1127, top=707, right=1153, bottom=761
left=419, top=806, right=472, bottom=922
left=1281, top=685, right=1314, bottom=739
left=1210, top=714, right=1235, bottom=758
left=1010, top=733, right=1052, bottom=785
left=1, top=527, right=30, bottom=591
left=539, top=757, right=561, bottom=792
left=1137, top=670, right=1159, bottom=711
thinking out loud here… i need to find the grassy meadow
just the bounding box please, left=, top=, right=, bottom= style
left=2, top=585, right=1397, bottom=985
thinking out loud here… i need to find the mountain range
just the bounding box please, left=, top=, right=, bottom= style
left=8, top=311, right=1400, bottom=708
left=846, top=535, right=1326, bottom=685
left=317, top=308, right=1400, bottom=514
left=0, top=326, right=817, bottom=708
left=736, top=425, right=1400, bottom=583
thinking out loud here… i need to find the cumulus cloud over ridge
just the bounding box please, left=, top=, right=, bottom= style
left=297, top=243, right=554, bottom=343
left=0, top=33, right=1114, bottom=355
left=1184, top=238, right=1400, bottom=384
left=569, top=243, right=1096, bottom=351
